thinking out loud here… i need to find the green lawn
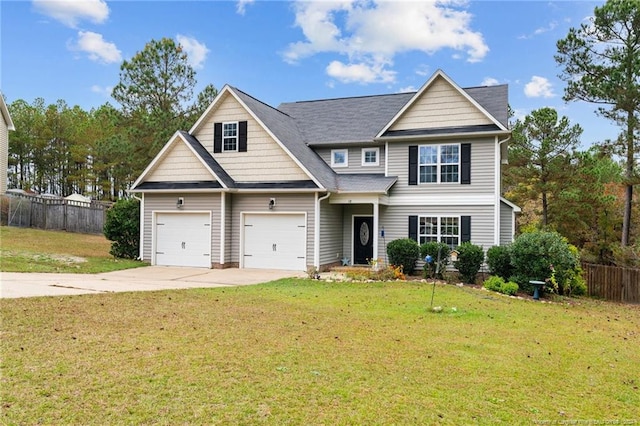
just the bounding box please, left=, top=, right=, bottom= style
left=0, top=226, right=144, bottom=273
left=1, top=279, right=638, bottom=425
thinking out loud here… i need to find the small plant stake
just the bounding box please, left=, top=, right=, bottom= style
left=425, top=245, right=442, bottom=310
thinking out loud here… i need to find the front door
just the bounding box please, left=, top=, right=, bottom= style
left=353, top=216, right=374, bottom=265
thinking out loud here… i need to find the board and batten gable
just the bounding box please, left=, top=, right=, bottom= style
left=191, top=92, right=309, bottom=182
left=141, top=193, right=221, bottom=265
left=229, top=193, right=316, bottom=268
left=389, top=75, right=494, bottom=131
left=315, top=146, right=385, bottom=174
left=145, top=139, right=215, bottom=182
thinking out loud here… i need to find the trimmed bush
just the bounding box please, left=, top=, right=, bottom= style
left=103, top=198, right=140, bottom=259
left=483, top=276, right=519, bottom=296
left=510, top=231, right=581, bottom=295
left=420, top=242, right=451, bottom=279
left=386, top=238, right=420, bottom=275
left=454, top=242, right=485, bottom=284
left=500, top=281, right=519, bottom=296
left=486, top=245, right=513, bottom=280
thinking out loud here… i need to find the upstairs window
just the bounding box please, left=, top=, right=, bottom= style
left=223, top=122, right=238, bottom=152
left=419, top=144, right=459, bottom=183
left=362, top=147, right=379, bottom=166
left=331, top=149, right=348, bottom=168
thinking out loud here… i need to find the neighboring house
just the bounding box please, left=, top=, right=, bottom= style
left=130, top=69, right=520, bottom=271
left=0, top=93, right=16, bottom=195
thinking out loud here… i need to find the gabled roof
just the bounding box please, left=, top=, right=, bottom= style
left=335, top=174, right=397, bottom=194
left=0, top=93, right=15, bottom=131
left=130, top=130, right=233, bottom=191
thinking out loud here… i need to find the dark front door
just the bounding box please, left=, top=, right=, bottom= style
left=353, top=216, right=374, bottom=265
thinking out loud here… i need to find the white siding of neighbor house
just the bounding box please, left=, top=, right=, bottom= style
left=500, top=200, right=515, bottom=245
left=377, top=204, right=496, bottom=261
left=142, top=193, right=221, bottom=264
left=191, top=92, right=309, bottom=182
left=386, top=138, right=496, bottom=201
left=390, top=76, right=493, bottom=131
left=229, top=193, right=316, bottom=268
left=319, top=199, right=343, bottom=267
left=145, top=140, right=215, bottom=182
left=0, top=109, right=8, bottom=194
left=315, top=146, right=386, bottom=174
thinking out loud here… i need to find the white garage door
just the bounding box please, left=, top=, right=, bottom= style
left=243, top=213, right=306, bottom=271
left=155, top=213, right=211, bottom=268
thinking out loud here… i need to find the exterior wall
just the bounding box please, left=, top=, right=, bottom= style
left=146, top=141, right=214, bottom=182
left=191, top=92, right=309, bottom=182
left=342, top=204, right=373, bottom=263
left=390, top=76, right=493, bottom=131
left=500, top=200, right=515, bottom=245
left=378, top=205, right=496, bottom=263
left=142, top=193, right=221, bottom=265
left=386, top=138, right=496, bottom=202
left=319, top=199, right=343, bottom=267
left=0, top=109, right=8, bottom=194
left=229, top=193, right=316, bottom=268
left=315, top=145, right=385, bottom=174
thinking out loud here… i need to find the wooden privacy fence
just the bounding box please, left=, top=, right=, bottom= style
left=7, top=195, right=110, bottom=235
left=582, top=262, right=640, bottom=304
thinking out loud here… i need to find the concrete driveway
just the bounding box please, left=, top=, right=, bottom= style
left=0, top=266, right=306, bottom=299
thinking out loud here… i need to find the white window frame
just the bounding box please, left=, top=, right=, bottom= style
left=418, top=215, right=460, bottom=249
left=223, top=121, right=238, bottom=152
left=361, top=147, right=380, bottom=166
left=419, top=143, right=460, bottom=184
left=331, top=149, right=349, bottom=168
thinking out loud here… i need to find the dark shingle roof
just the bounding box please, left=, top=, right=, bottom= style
left=179, top=131, right=235, bottom=188
left=335, top=174, right=397, bottom=193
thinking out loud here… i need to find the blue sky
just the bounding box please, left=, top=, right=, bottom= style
left=1, top=0, right=617, bottom=147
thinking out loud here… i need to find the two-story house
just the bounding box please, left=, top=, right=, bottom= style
left=130, top=69, right=520, bottom=271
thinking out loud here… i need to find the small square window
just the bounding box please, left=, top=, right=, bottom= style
left=223, top=122, right=238, bottom=152
left=331, top=149, right=348, bottom=167
left=362, top=148, right=379, bottom=166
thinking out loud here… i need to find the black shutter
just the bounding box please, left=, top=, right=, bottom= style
left=408, top=146, right=418, bottom=185
left=238, top=121, right=248, bottom=152
left=213, top=122, right=222, bottom=153
left=409, top=215, right=418, bottom=241
left=461, top=143, right=471, bottom=184
left=461, top=216, right=471, bottom=243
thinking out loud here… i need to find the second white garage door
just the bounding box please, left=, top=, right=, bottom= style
left=155, top=212, right=211, bottom=268
left=243, top=213, right=306, bottom=271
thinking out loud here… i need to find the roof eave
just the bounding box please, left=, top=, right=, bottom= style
left=376, top=129, right=511, bottom=142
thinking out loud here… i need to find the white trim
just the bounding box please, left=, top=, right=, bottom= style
left=499, top=196, right=521, bottom=212
left=239, top=211, right=308, bottom=269
left=331, top=149, right=349, bottom=168
left=131, top=131, right=228, bottom=190
left=222, top=121, right=239, bottom=152
left=376, top=69, right=508, bottom=138
left=0, top=94, right=15, bottom=131
left=139, top=193, right=145, bottom=260
left=330, top=193, right=390, bottom=205
left=220, top=192, right=226, bottom=265
left=494, top=136, right=501, bottom=245
left=151, top=210, right=213, bottom=267
left=372, top=202, right=379, bottom=268
left=417, top=215, right=461, bottom=248
left=361, top=147, right=380, bottom=167
left=385, top=141, right=389, bottom=176
left=314, top=192, right=331, bottom=269
left=389, top=194, right=494, bottom=206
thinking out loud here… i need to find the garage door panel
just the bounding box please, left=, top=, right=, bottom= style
left=155, top=213, right=211, bottom=268
left=243, top=214, right=306, bottom=271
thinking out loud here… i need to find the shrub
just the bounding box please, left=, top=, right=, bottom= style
left=483, top=276, right=519, bottom=296
left=420, top=242, right=451, bottom=279
left=103, top=198, right=140, bottom=259
left=486, top=245, right=513, bottom=280
left=454, top=242, right=485, bottom=284
left=386, top=238, right=420, bottom=275
left=510, top=231, right=581, bottom=295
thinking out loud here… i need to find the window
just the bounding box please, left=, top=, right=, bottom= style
left=331, top=149, right=348, bottom=167
left=418, top=216, right=459, bottom=248
left=419, top=144, right=459, bottom=183
left=362, top=147, right=379, bottom=166
left=223, top=122, right=238, bottom=152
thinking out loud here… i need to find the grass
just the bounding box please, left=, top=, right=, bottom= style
left=1, top=279, right=638, bottom=425
left=0, top=226, right=144, bottom=273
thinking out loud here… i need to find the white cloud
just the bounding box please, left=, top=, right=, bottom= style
left=91, top=84, right=112, bottom=96
left=518, top=21, right=558, bottom=39
left=415, top=65, right=430, bottom=77
left=236, top=0, right=255, bottom=15
left=71, top=31, right=121, bottom=64
left=481, top=77, right=500, bottom=86
left=33, top=0, right=109, bottom=28
left=176, top=35, right=209, bottom=70
left=283, top=0, right=488, bottom=84
left=524, top=76, right=555, bottom=98
left=326, top=60, right=396, bottom=84
left=398, top=86, right=417, bottom=93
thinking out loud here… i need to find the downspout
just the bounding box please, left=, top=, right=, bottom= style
left=131, top=193, right=144, bottom=261
left=314, top=192, right=331, bottom=270
left=495, top=135, right=511, bottom=245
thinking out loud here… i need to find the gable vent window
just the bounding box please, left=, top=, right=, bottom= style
left=214, top=121, right=248, bottom=153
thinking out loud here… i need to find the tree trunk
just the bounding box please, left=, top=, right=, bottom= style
left=621, top=109, right=634, bottom=247
left=542, top=191, right=548, bottom=227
